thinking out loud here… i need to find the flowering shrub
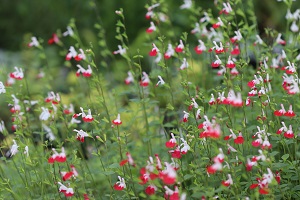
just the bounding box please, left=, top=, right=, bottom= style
left=1, top=0, right=300, bottom=199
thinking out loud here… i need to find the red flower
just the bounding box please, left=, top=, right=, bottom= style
left=274, top=104, right=286, bottom=116
left=48, top=147, right=66, bottom=163
left=140, top=72, right=150, bottom=87
left=112, top=113, right=122, bottom=125
left=114, top=176, right=126, bottom=190
left=234, top=132, right=244, bottom=144
left=58, top=182, right=74, bottom=197
left=48, top=33, right=60, bottom=45
left=211, top=55, right=222, bottom=68
left=145, top=185, right=157, bottom=195
left=74, top=129, right=89, bottom=142
left=221, top=174, right=233, bottom=187
left=284, top=105, right=295, bottom=117
left=149, top=43, right=159, bottom=56
left=146, top=22, right=156, bottom=33
left=231, top=46, right=240, bottom=55
left=166, top=133, right=177, bottom=148
left=175, top=40, right=184, bottom=53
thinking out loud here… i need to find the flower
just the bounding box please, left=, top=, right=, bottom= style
left=149, top=43, right=159, bottom=56
left=74, top=49, right=86, bottom=61
left=0, top=81, right=6, bottom=94
left=63, top=26, right=74, bottom=37
left=114, top=176, right=126, bottom=190
left=58, top=182, right=74, bottom=197
left=10, top=67, right=24, bottom=80
left=179, top=58, right=189, bottom=70
left=28, top=37, right=39, bottom=47
left=231, top=45, right=240, bottom=55
left=73, top=107, right=93, bottom=122
left=9, top=140, right=19, bottom=157
left=164, top=43, right=175, bottom=59
left=226, top=56, right=235, bottom=68
left=113, top=45, right=126, bottom=55
left=159, top=162, right=177, bottom=184
left=74, top=129, right=89, bottom=142
left=290, top=21, right=299, bottom=32
left=274, top=104, right=286, bottom=116
left=63, top=104, right=75, bottom=115
left=164, top=186, right=179, bottom=200
left=222, top=174, right=233, bottom=187
left=211, top=55, right=222, bottom=68
left=276, top=33, right=286, bottom=45
left=43, top=124, right=56, bottom=141
left=182, top=111, right=189, bottom=122
left=191, top=23, right=200, bottom=34
left=61, top=165, right=78, bottom=181
left=212, top=17, right=224, bottom=29
left=39, top=107, right=51, bottom=121
left=120, top=152, right=135, bottom=167
left=45, top=91, right=60, bottom=104
left=65, top=46, right=77, bottom=60
left=284, top=125, right=294, bottom=138
left=175, top=40, right=184, bottom=53
left=220, top=2, right=232, bottom=15
left=146, top=22, right=156, bottom=33
left=0, top=120, right=5, bottom=133
left=48, top=147, right=66, bottom=163
left=230, top=30, right=242, bottom=43
left=212, top=41, right=224, bottom=54
left=180, top=0, right=192, bottom=9
left=156, top=75, right=165, bottom=87
left=112, top=114, right=122, bottom=125
left=145, top=185, right=157, bottom=195
left=76, top=65, right=92, bottom=77
left=194, top=40, right=206, bottom=54
left=166, top=133, right=177, bottom=148
left=284, top=105, right=295, bottom=117
left=24, top=146, right=29, bottom=157
left=125, top=71, right=134, bottom=85
left=48, top=33, right=60, bottom=45
left=140, top=72, right=150, bottom=87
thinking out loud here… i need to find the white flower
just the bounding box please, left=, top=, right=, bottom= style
left=39, top=107, right=51, bottom=121
left=0, top=81, right=6, bottom=94
left=10, top=140, right=19, bottom=157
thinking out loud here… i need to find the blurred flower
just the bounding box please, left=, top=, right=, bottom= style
left=74, top=129, right=89, bottom=142
left=58, top=182, right=74, bottom=197
left=112, top=113, right=122, bottom=125
left=28, top=37, right=39, bottom=47
left=63, top=26, right=74, bottom=37
left=10, top=67, right=24, bottom=80
left=114, top=176, right=126, bottom=190
left=0, top=81, right=6, bottom=94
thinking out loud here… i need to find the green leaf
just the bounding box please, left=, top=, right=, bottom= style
left=166, top=103, right=174, bottom=110
left=281, top=154, right=289, bottom=161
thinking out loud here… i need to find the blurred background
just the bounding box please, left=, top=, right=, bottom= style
left=0, top=0, right=298, bottom=51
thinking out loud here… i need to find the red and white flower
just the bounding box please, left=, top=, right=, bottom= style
left=140, top=72, right=150, bottom=87
left=149, top=43, right=159, bottom=56
left=74, top=129, right=89, bottom=142
left=166, top=133, right=177, bottom=148
left=194, top=39, right=206, bottom=54
left=61, top=165, right=78, bottom=181
left=159, top=162, right=177, bottom=184
left=125, top=71, right=134, bottom=85
left=222, top=174, right=233, bottom=187
left=179, top=58, right=189, bottom=70
left=212, top=17, right=224, bottom=29
left=73, top=107, right=94, bottom=122
left=114, top=176, right=126, bottom=190
left=48, top=33, right=60, bottom=45
left=146, top=22, right=156, bottom=33
left=175, top=40, right=184, bottom=53
left=211, top=55, right=222, bottom=68
left=113, top=45, right=126, bottom=55
left=112, top=113, right=122, bottom=125
left=10, top=67, right=24, bottom=80
left=230, top=30, right=242, bottom=43
left=58, top=182, right=74, bottom=197
left=120, top=152, right=135, bottom=167
left=48, top=147, right=66, bottom=163
left=164, top=43, right=175, bottom=59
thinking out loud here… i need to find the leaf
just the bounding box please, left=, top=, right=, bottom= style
left=281, top=154, right=289, bottom=161
left=108, top=163, right=120, bottom=169
left=184, top=174, right=193, bottom=180
left=166, top=103, right=174, bottom=110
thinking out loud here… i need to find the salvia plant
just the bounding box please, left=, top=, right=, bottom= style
left=0, top=0, right=300, bottom=199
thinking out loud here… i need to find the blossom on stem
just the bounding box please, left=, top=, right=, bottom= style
left=48, top=147, right=66, bottom=163
left=75, top=49, right=86, bottom=61
left=182, top=111, right=189, bottom=122
left=191, top=23, right=200, bottom=34
left=220, top=2, right=232, bottom=15
left=274, top=104, right=286, bottom=116
left=180, top=138, right=190, bottom=154
left=211, top=55, right=222, bottom=68
left=0, top=120, right=5, bottom=133
left=166, top=133, right=177, bottom=148
left=66, top=46, right=77, bottom=60
left=125, top=71, right=134, bottom=85
left=194, top=40, right=206, bottom=54
left=156, top=75, right=165, bottom=87
left=28, top=37, right=39, bottom=47
left=209, top=93, right=216, bottom=105
left=164, top=186, right=179, bottom=200
left=179, top=58, right=189, bottom=70
left=231, top=45, right=240, bottom=55
left=120, top=152, right=135, bottom=167
left=212, top=41, right=224, bottom=54
left=112, top=113, right=122, bottom=125
left=113, top=45, right=126, bottom=55
left=159, top=162, right=177, bottom=184
left=246, top=158, right=257, bottom=171
left=63, top=104, right=74, bottom=115
left=284, top=125, right=294, bottom=138
left=0, top=81, right=6, bottom=94
left=230, top=67, right=239, bottom=76
left=180, top=0, right=192, bottom=9
left=45, top=91, right=60, bottom=104
left=262, top=136, right=272, bottom=149
left=145, top=184, right=157, bottom=195
left=58, top=182, right=74, bottom=197
left=76, top=64, right=92, bottom=77
left=74, top=129, right=89, bottom=142
left=212, top=17, right=224, bottom=29
left=63, top=26, right=74, bottom=37
left=48, top=33, right=60, bottom=45
left=285, top=61, right=296, bottom=74
left=164, top=43, right=175, bottom=59
left=230, top=30, right=242, bottom=43
left=43, top=124, right=56, bottom=141
left=149, top=43, right=159, bottom=56
left=226, top=56, right=235, bottom=68
left=284, top=104, right=295, bottom=117
left=9, top=140, right=19, bottom=157
left=175, top=40, right=184, bottom=53
left=276, top=33, right=286, bottom=45
left=200, top=12, right=210, bottom=23
left=10, top=67, right=24, bottom=80
left=61, top=165, right=78, bottom=181
left=145, top=3, right=160, bottom=19
left=39, top=107, right=51, bottom=121
left=73, top=107, right=93, bottom=122
left=114, top=176, right=126, bottom=190
left=254, top=34, right=264, bottom=46
left=222, top=174, right=233, bottom=187
left=140, top=72, right=150, bottom=87
left=217, top=66, right=226, bottom=76
left=146, top=21, right=156, bottom=33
